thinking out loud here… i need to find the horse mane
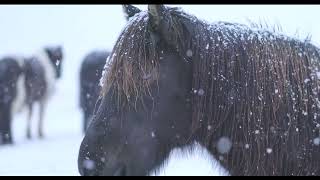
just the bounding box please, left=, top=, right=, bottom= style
left=102, top=7, right=320, bottom=175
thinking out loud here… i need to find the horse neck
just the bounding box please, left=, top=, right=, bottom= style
left=35, top=49, right=57, bottom=97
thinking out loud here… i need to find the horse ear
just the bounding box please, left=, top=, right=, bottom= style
left=122, top=5, right=141, bottom=21
left=148, top=5, right=167, bottom=31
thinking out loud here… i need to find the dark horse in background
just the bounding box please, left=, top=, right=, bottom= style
left=78, top=5, right=320, bottom=176
left=0, top=46, right=63, bottom=145
left=80, top=50, right=110, bottom=133
left=0, top=57, right=23, bottom=144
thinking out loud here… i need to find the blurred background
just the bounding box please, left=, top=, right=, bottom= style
left=0, top=5, right=320, bottom=175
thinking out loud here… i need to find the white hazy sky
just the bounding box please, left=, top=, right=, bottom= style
left=0, top=5, right=320, bottom=57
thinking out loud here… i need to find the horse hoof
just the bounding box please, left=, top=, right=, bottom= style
left=0, top=140, right=13, bottom=145
left=38, top=133, right=44, bottom=139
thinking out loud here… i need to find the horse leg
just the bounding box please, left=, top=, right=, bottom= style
left=38, top=99, right=47, bottom=139
left=26, top=104, right=33, bottom=139
left=0, top=104, right=13, bottom=145
left=0, top=131, right=13, bottom=145
left=5, top=128, right=13, bottom=144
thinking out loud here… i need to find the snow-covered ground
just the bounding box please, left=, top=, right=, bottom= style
left=0, top=5, right=320, bottom=176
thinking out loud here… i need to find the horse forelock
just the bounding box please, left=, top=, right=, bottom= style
left=101, top=10, right=160, bottom=109
left=100, top=8, right=202, bottom=108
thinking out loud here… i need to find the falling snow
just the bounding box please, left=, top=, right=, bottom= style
left=266, top=148, right=273, bottom=154
left=313, top=138, right=320, bottom=146
left=316, top=72, right=320, bottom=79
left=245, top=144, right=250, bottom=149
left=270, top=126, right=275, bottom=132
left=83, top=159, right=95, bottom=170
left=216, top=137, right=232, bottom=154
left=304, top=78, right=310, bottom=83
left=186, top=49, right=193, bottom=57
left=151, top=132, right=156, bottom=138
left=198, top=89, right=205, bottom=96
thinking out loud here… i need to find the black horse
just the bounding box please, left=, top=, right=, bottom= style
left=0, top=57, right=23, bottom=145
left=0, top=46, right=63, bottom=145
left=78, top=5, right=320, bottom=176
left=80, top=50, right=110, bottom=133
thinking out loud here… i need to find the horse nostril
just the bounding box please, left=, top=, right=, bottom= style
left=113, top=165, right=126, bottom=176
